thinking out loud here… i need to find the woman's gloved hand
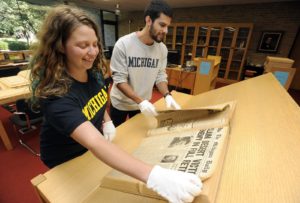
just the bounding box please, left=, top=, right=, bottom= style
left=103, top=121, right=116, bottom=141
left=147, top=165, right=202, bottom=203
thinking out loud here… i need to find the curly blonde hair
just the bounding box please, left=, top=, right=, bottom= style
left=30, top=5, right=105, bottom=98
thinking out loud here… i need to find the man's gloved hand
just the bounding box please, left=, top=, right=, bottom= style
left=147, top=165, right=202, bottom=203
left=165, top=94, right=181, bottom=110
left=138, top=100, right=158, bottom=116
left=102, top=121, right=116, bottom=141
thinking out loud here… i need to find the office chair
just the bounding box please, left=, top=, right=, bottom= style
left=9, top=98, right=43, bottom=156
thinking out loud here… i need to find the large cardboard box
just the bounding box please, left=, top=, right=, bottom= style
left=264, top=56, right=294, bottom=72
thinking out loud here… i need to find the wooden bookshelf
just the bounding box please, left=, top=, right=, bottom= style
left=164, top=23, right=253, bottom=82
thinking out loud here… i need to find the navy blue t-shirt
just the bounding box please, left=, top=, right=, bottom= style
left=40, top=72, right=108, bottom=168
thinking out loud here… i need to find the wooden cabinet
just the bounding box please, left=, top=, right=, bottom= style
left=264, top=56, right=295, bottom=90
left=193, top=56, right=221, bottom=94
left=166, top=55, right=221, bottom=95
left=164, top=23, right=253, bottom=82
left=166, top=67, right=196, bottom=93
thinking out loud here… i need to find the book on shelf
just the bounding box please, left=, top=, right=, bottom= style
left=100, top=101, right=237, bottom=201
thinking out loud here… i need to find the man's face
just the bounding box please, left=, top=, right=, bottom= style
left=149, top=13, right=171, bottom=43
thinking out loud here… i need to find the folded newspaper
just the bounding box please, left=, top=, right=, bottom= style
left=100, top=101, right=236, bottom=200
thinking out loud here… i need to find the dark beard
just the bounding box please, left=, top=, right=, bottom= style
left=149, top=25, right=163, bottom=43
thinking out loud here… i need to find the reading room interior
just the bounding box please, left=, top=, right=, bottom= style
left=1, top=0, right=300, bottom=203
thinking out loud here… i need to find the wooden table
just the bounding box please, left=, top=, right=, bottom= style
left=0, top=70, right=31, bottom=150
left=0, top=85, right=30, bottom=150
left=0, top=70, right=31, bottom=105
left=0, top=62, right=28, bottom=69
left=0, top=120, right=13, bottom=150
left=31, top=73, right=300, bottom=203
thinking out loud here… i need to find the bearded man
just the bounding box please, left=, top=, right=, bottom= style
left=110, top=0, right=181, bottom=127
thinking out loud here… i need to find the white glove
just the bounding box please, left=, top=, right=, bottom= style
left=147, top=165, right=202, bottom=203
left=165, top=95, right=181, bottom=109
left=102, top=121, right=116, bottom=141
left=138, top=100, right=158, bottom=116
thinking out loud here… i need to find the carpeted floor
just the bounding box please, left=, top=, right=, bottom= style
left=0, top=106, right=48, bottom=203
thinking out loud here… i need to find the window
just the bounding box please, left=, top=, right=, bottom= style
left=100, top=10, right=118, bottom=58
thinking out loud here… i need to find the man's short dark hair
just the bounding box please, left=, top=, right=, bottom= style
left=144, top=0, right=173, bottom=22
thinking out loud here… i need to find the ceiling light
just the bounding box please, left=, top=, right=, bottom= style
left=115, top=3, right=120, bottom=16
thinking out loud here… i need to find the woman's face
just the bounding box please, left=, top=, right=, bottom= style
left=64, top=24, right=99, bottom=73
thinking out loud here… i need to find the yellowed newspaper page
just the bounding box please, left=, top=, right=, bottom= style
left=148, top=101, right=236, bottom=136
left=101, top=126, right=229, bottom=200
left=134, top=127, right=228, bottom=180
left=100, top=101, right=236, bottom=201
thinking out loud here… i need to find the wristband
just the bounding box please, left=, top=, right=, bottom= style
left=163, top=92, right=171, bottom=98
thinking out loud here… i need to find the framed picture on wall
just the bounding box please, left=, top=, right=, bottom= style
left=257, top=31, right=284, bottom=53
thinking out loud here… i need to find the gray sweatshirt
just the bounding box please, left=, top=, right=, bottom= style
left=110, top=32, right=168, bottom=110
